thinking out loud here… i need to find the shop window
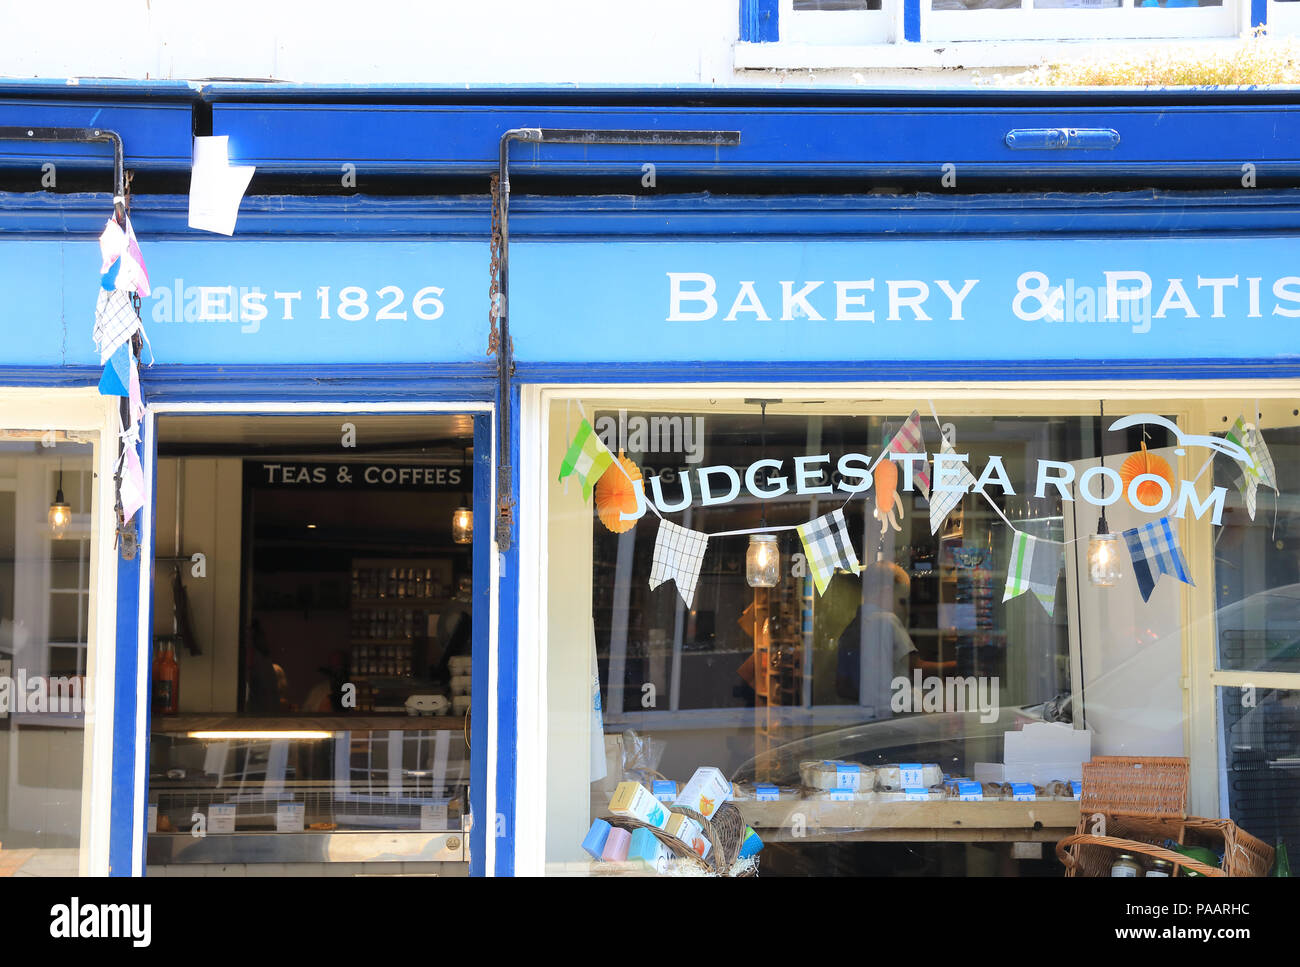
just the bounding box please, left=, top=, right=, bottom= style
left=781, top=0, right=893, bottom=44
left=540, top=392, right=1297, bottom=876
left=924, top=0, right=1235, bottom=43
left=747, top=0, right=1243, bottom=52
left=0, top=434, right=98, bottom=876
left=146, top=414, right=475, bottom=873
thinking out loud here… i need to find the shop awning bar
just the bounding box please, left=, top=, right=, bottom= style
left=492, top=126, right=741, bottom=550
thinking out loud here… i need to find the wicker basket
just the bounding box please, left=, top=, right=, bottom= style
left=605, top=802, right=753, bottom=876
left=1056, top=756, right=1274, bottom=877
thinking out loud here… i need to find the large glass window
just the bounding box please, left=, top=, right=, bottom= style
left=541, top=390, right=1298, bottom=876
left=0, top=430, right=99, bottom=876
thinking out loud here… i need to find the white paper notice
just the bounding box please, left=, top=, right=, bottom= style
left=420, top=801, right=449, bottom=831
left=188, top=136, right=256, bottom=236
left=276, top=803, right=305, bottom=833
left=208, top=803, right=237, bottom=834
left=147, top=804, right=158, bottom=833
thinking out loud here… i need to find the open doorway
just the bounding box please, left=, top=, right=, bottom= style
left=145, top=413, right=480, bottom=875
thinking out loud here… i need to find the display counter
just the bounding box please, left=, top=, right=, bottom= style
left=146, top=721, right=470, bottom=868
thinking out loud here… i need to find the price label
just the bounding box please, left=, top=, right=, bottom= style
left=827, top=788, right=855, bottom=801
left=957, top=781, right=983, bottom=802
left=835, top=762, right=861, bottom=790
left=1010, top=782, right=1037, bottom=801
left=899, top=763, right=925, bottom=788
left=904, top=788, right=930, bottom=801
left=421, top=801, right=450, bottom=831
left=208, top=804, right=236, bottom=834
left=755, top=783, right=779, bottom=802
left=276, top=803, right=305, bottom=832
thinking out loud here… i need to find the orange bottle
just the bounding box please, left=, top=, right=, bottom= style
left=152, top=640, right=179, bottom=715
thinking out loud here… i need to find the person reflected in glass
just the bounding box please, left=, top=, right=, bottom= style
left=836, top=559, right=954, bottom=714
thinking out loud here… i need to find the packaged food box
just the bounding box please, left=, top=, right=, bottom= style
left=806, top=788, right=875, bottom=802
left=664, top=812, right=712, bottom=860
left=800, top=760, right=875, bottom=791
left=875, top=789, right=945, bottom=802
left=673, top=767, right=730, bottom=821
left=610, top=781, right=669, bottom=829
left=628, top=827, right=671, bottom=873
left=874, top=763, right=943, bottom=791
left=651, top=780, right=678, bottom=803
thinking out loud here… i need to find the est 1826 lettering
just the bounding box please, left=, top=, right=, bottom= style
left=149, top=282, right=445, bottom=332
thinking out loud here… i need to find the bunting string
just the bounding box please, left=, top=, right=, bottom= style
left=561, top=399, right=1273, bottom=606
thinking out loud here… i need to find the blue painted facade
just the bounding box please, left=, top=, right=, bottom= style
left=0, top=83, right=1297, bottom=875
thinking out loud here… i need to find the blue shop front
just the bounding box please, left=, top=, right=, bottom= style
left=0, top=85, right=1296, bottom=877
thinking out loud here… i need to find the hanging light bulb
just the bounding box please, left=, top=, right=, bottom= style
left=1087, top=400, right=1123, bottom=588
left=1087, top=519, right=1123, bottom=588
left=451, top=506, right=473, bottom=545
left=451, top=445, right=473, bottom=544
left=48, top=466, right=71, bottom=539
left=746, top=400, right=780, bottom=588
left=747, top=534, right=779, bottom=588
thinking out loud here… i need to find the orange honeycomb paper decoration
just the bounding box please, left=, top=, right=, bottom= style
left=595, top=450, right=643, bottom=534
left=1120, top=441, right=1176, bottom=511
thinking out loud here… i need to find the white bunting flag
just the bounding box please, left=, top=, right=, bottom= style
left=649, top=519, right=710, bottom=608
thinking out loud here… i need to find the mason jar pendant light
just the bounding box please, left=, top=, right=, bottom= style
left=48, top=463, right=71, bottom=539
left=746, top=400, right=779, bottom=588
left=746, top=533, right=780, bottom=588
left=1087, top=400, right=1123, bottom=588
left=451, top=445, right=473, bottom=545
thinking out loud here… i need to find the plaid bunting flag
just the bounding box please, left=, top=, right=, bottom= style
left=797, top=507, right=860, bottom=596
left=1224, top=417, right=1278, bottom=520
left=886, top=410, right=930, bottom=499
left=649, top=519, right=710, bottom=607
left=1002, top=531, right=1063, bottom=616
left=558, top=418, right=614, bottom=501
left=929, top=437, right=976, bottom=535
left=1122, top=517, right=1194, bottom=603
left=93, top=288, right=141, bottom=364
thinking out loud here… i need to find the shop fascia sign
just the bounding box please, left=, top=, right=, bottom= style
left=247, top=461, right=465, bottom=491
left=618, top=414, right=1247, bottom=527
left=667, top=271, right=1300, bottom=326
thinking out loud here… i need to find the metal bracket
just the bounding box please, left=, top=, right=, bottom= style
left=1005, top=128, right=1120, bottom=151
left=492, top=126, right=741, bottom=552
left=0, top=125, right=126, bottom=217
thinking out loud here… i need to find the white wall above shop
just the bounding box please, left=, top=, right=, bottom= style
left=5, top=0, right=745, bottom=86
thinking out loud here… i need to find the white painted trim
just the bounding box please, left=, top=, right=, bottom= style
left=484, top=402, right=498, bottom=877
left=1209, top=669, right=1300, bottom=690
left=131, top=410, right=156, bottom=876
left=514, top=385, right=547, bottom=876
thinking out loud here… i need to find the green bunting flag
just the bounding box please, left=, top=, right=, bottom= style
left=559, top=418, right=614, bottom=501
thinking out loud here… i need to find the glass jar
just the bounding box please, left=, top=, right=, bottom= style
left=746, top=534, right=780, bottom=588
left=1147, top=859, right=1174, bottom=877
left=1111, top=853, right=1143, bottom=877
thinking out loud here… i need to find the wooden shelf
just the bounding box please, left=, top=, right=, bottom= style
left=152, top=714, right=466, bottom=733
left=736, top=799, right=1080, bottom=843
